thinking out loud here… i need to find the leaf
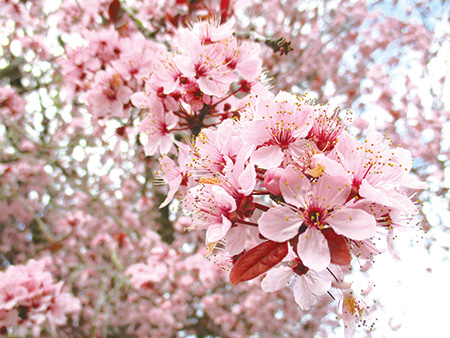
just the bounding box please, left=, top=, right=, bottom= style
left=108, top=0, right=123, bottom=23
left=220, top=0, right=231, bottom=22
left=322, top=228, right=351, bottom=266
left=229, top=240, right=288, bottom=286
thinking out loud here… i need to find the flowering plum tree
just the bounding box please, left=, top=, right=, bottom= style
left=0, top=0, right=447, bottom=337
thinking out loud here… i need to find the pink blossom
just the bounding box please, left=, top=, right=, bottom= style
left=133, top=96, right=178, bottom=156
left=261, top=257, right=340, bottom=310
left=312, top=126, right=427, bottom=213
left=175, top=30, right=239, bottom=97
left=0, top=87, right=26, bottom=118
left=156, top=143, right=190, bottom=208
left=240, top=91, right=314, bottom=169
left=126, top=259, right=168, bottom=289
left=189, top=17, right=236, bottom=44
left=0, top=259, right=80, bottom=337
left=183, top=183, right=237, bottom=244
left=86, top=69, right=133, bottom=120
left=259, top=167, right=376, bottom=271
left=224, top=40, right=263, bottom=81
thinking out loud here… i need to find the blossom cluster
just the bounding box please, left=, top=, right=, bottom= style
left=131, top=18, right=270, bottom=156
left=151, top=88, right=426, bottom=336
left=0, top=0, right=441, bottom=336
left=0, top=259, right=80, bottom=337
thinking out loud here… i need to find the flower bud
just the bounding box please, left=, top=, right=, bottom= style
left=262, top=168, right=285, bottom=195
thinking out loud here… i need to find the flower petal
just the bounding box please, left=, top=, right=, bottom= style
left=259, top=207, right=302, bottom=242
left=293, top=276, right=315, bottom=310
left=225, top=226, right=246, bottom=256
left=330, top=208, right=376, bottom=241
left=297, top=227, right=330, bottom=271
left=251, top=145, right=284, bottom=169
left=261, top=265, right=293, bottom=292
left=206, top=216, right=232, bottom=242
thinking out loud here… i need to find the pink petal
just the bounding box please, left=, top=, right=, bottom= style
left=259, top=207, right=301, bottom=242
left=251, top=145, right=284, bottom=169
left=159, top=134, right=174, bottom=155
left=308, top=269, right=332, bottom=295
left=297, top=227, right=330, bottom=271
left=342, top=302, right=357, bottom=338
left=143, top=137, right=158, bottom=156
left=312, top=153, right=352, bottom=183
left=261, top=265, right=292, bottom=292
left=279, top=166, right=311, bottom=208
left=211, top=186, right=236, bottom=212
left=159, top=175, right=182, bottom=208
left=225, top=226, right=246, bottom=256
left=240, top=120, right=272, bottom=145
left=293, top=276, right=315, bottom=310
left=130, top=92, right=149, bottom=109
left=238, top=163, right=256, bottom=196
left=329, top=208, right=376, bottom=240
left=206, top=216, right=232, bottom=242
left=314, top=175, right=352, bottom=208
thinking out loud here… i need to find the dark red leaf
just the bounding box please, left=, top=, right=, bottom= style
left=108, top=0, right=123, bottom=23
left=322, top=228, right=351, bottom=266
left=220, top=0, right=230, bottom=22
left=229, top=240, right=288, bottom=286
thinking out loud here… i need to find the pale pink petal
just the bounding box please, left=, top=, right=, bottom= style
left=307, top=269, right=332, bottom=295
left=159, top=134, right=174, bottom=154
left=240, top=120, right=272, bottom=145
left=206, top=216, right=232, bottom=242
left=143, top=136, right=159, bottom=156
left=130, top=92, right=149, bottom=109
left=238, top=163, right=256, bottom=196
left=330, top=208, right=376, bottom=240
left=198, top=76, right=223, bottom=96
left=359, top=179, right=417, bottom=213
left=211, top=186, right=236, bottom=212
left=280, top=166, right=311, bottom=208
left=225, top=226, right=246, bottom=256
left=160, top=175, right=182, bottom=208
left=312, top=153, right=352, bottom=183
left=251, top=145, right=284, bottom=169
left=261, top=265, right=292, bottom=292
left=314, top=175, right=351, bottom=208
left=293, top=276, right=315, bottom=310
left=165, top=111, right=179, bottom=130
left=398, top=175, right=428, bottom=190
left=343, top=302, right=357, bottom=338
left=259, top=207, right=301, bottom=242
left=387, top=228, right=401, bottom=260
left=297, top=227, right=330, bottom=271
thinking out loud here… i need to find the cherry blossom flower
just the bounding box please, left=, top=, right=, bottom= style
left=175, top=30, right=239, bottom=97
left=259, top=166, right=376, bottom=271
left=312, top=126, right=427, bottom=213
left=132, top=95, right=178, bottom=156
left=240, top=91, right=314, bottom=169
left=183, top=183, right=237, bottom=244
left=189, top=17, right=236, bottom=44
left=261, top=256, right=340, bottom=310
left=342, top=294, right=372, bottom=338
left=86, top=69, right=133, bottom=120
left=156, top=143, right=190, bottom=208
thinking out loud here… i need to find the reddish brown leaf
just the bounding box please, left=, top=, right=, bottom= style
left=322, top=228, right=351, bottom=266
left=108, top=0, right=123, bottom=23
left=229, top=240, right=288, bottom=286
left=220, top=0, right=230, bottom=22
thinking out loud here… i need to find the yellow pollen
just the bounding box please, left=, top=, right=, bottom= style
left=199, top=177, right=221, bottom=185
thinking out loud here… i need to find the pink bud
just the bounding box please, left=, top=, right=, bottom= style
left=262, top=168, right=285, bottom=195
